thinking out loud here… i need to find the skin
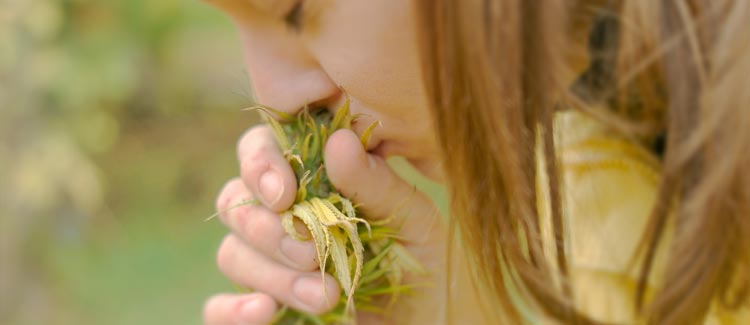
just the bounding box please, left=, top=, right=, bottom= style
left=201, top=0, right=466, bottom=324
left=206, top=0, right=442, bottom=180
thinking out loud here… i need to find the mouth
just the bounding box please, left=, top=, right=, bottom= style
left=327, top=100, right=392, bottom=159
left=369, top=140, right=391, bottom=158
left=351, top=115, right=386, bottom=155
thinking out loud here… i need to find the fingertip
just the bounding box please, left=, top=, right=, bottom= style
left=236, top=126, right=298, bottom=212
left=325, top=129, right=365, bottom=157
left=279, top=235, right=319, bottom=271
left=322, top=273, right=343, bottom=311
left=258, top=165, right=298, bottom=212
left=239, top=160, right=297, bottom=212
left=292, top=273, right=342, bottom=315
left=239, top=294, right=278, bottom=324
left=215, top=178, right=251, bottom=219
left=324, top=129, right=371, bottom=188
left=203, top=293, right=278, bottom=325
left=323, top=130, right=435, bottom=225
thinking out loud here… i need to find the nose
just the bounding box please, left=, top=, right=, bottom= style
left=237, top=25, right=340, bottom=115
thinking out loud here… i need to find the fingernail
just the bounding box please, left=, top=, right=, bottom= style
left=240, top=297, right=261, bottom=321
left=280, top=236, right=316, bottom=269
left=293, top=276, right=325, bottom=310
left=258, top=170, right=283, bottom=206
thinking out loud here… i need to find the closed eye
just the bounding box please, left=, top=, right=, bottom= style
left=284, top=0, right=304, bottom=33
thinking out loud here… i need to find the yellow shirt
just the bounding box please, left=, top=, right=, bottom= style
left=543, top=111, right=750, bottom=324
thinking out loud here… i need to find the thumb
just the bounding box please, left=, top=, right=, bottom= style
left=324, top=129, right=443, bottom=244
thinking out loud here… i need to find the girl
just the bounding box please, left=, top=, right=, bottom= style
left=202, top=0, right=750, bottom=323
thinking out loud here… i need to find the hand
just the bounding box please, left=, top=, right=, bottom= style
left=203, top=124, right=448, bottom=325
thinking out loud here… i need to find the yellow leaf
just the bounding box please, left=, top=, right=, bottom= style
left=242, top=104, right=294, bottom=121
left=296, top=170, right=312, bottom=203
left=359, top=120, right=381, bottom=149
left=341, top=221, right=364, bottom=317
left=311, top=198, right=340, bottom=226
left=330, top=228, right=353, bottom=296
left=319, top=198, right=371, bottom=236
left=291, top=202, right=330, bottom=287
left=244, top=106, right=291, bottom=151
left=281, top=212, right=307, bottom=241
left=330, top=98, right=350, bottom=132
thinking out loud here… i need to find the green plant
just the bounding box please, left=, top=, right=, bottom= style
left=249, top=100, right=425, bottom=324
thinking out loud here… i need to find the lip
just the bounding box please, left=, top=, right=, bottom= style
left=365, top=136, right=382, bottom=151
left=370, top=140, right=391, bottom=158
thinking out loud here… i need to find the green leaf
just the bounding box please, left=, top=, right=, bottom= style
left=362, top=241, right=394, bottom=276
left=391, top=243, right=427, bottom=275
left=301, top=133, right=313, bottom=162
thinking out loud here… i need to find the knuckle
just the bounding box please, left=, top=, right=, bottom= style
left=227, top=205, right=249, bottom=232
left=245, top=208, right=276, bottom=242
left=215, top=178, right=246, bottom=213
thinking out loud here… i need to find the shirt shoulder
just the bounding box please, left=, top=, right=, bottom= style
left=552, top=110, right=661, bottom=323
left=555, top=110, right=660, bottom=275
left=546, top=110, right=750, bottom=324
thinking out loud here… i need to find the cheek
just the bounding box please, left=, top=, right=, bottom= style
left=306, top=0, right=428, bottom=120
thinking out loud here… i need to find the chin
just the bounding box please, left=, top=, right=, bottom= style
left=408, top=158, right=445, bottom=183
left=369, top=138, right=444, bottom=182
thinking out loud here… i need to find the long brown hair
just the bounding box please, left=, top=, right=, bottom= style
left=416, top=0, right=750, bottom=323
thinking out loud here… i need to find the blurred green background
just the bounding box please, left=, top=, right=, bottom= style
left=1, top=0, right=256, bottom=324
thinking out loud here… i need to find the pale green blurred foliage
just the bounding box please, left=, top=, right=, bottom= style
left=1, top=0, right=257, bottom=324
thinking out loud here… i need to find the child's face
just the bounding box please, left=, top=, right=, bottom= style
left=207, top=0, right=442, bottom=180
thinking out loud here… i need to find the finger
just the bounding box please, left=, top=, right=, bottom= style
left=216, top=234, right=340, bottom=315
left=203, top=292, right=277, bottom=325
left=324, top=129, right=443, bottom=243
left=216, top=178, right=317, bottom=271
left=237, top=125, right=298, bottom=212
